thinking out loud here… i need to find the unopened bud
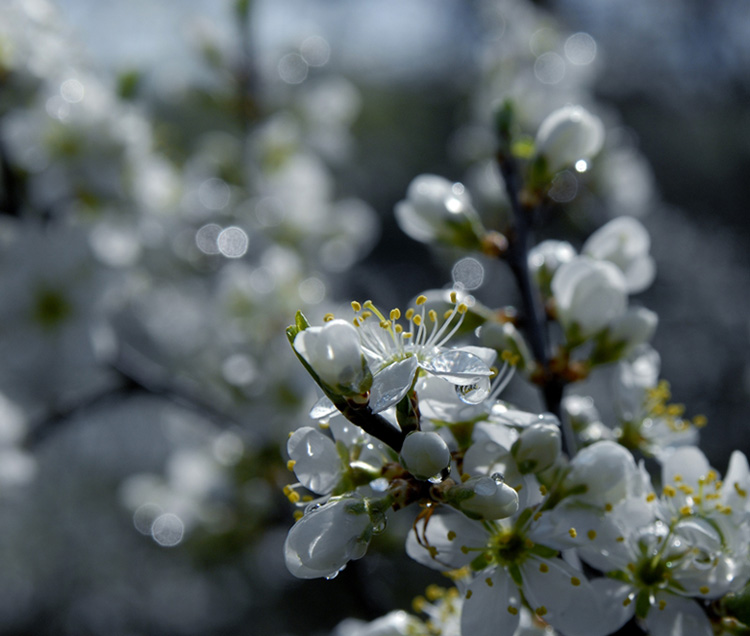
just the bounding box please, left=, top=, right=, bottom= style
left=511, top=422, right=561, bottom=474
left=400, top=431, right=451, bottom=480
left=457, top=475, right=519, bottom=520
left=535, top=105, right=604, bottom=173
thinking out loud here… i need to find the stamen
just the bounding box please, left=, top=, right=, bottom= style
left=416, top=295, right=428, bottom=305
left=323, top=313, right=335, bottom=322
left=351, top=301, right=362, bottom=312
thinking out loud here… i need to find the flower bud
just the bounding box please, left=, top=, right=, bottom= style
left=551, top=256, right=628, bottom=340
left=400, top=431, right=451, bottom=480
left=528, top=239, right=577, bottom=297
left=535, top=105, right=604, bottom=173
left=285, top=497, right=373, bottom=579
left=511, top=422, right=561, bottom=474
left=294, top=319, right=368, bottom=394
left=394, top=175, right=483, bottom=247
left=564, top=441, right=639, bottom=507
left=457, top=475, right=519, bottom=520
left=597, top=306, right=657, bottom=362
left=583, top=216, right=655, bottom=293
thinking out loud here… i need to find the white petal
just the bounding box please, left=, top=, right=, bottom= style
left=405, top=508, right=489, bottom=570
left=309, top=395, right=338, bottom=420
left=461, top=568, right=520, bottom=636
left=520, top=556, right=609, bottom=636
left=369, top=357, right=418, bottom=413
left=645, top=593, right=713, bottom=636
left=661, top=446, right=711, bottom=489
left=419, top=350, right=493, bottom=385
left=287, top=427, right=341, bottom=494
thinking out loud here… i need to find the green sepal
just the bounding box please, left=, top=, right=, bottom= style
left=723, top=582, right=750, bottom=625
left=529, top=544, right=558, bottom=559
left=508, top=563, right=523, bottom=587
left=396, top=391, right=419, bottom=435
left=634, top=589, right=651, bottom=620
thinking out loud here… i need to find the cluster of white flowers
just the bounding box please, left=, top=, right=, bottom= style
left=285, top=100, right=750, bottom=636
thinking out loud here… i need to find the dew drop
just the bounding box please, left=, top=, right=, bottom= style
left=491, top=472, right=505, bottom=484
left=456, top=378, right=491, bottom=404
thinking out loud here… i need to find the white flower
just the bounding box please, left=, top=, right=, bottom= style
left=400, top=431, right=451, bottom=480
left=527, top=239, right=576, bottom=294
left=551, top=256, right=628, bottom=339
left=605, top=306, right=657, bottom=352
left=394, top=175, right=483, bottom=246
left=285, top=496, right=373, bottom=579
left=294, top=319, right=368, bottom=393
left=563, top=441, right=641, bottom=507
left=582, top=216, right=655, bottom=293
left=535, top=105, right=604, bottom=173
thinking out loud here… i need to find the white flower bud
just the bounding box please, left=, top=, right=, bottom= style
left=535, top=105, right=604, bottom=172
left=551, top=256, right=628, bottom=339
left=528, top=239, right=577, bottom=294
left=394, top=174, right=480, bottom=245
left=564, top=441, right=639, bottom=507
left=285, top=497, right=372, bottom=579
left=607, top=306, right=658, bottom=351
left=458, top=475, right=519, bottom=520
left=511, top=422, right=561, bottom=474
left=583, top=216, right=655, bottom=293
left=400, top=431, right=451, bottom=480
left=294, top=319, right=367, bottom=392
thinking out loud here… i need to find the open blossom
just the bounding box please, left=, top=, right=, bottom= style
left=534, top=105, right=605, bottom=173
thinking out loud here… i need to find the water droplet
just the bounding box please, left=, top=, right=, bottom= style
left=370, top=477, right=389, bottom=492
left=428, top=466, right=451, bottom=484
left=304, top=502, right=322, bottom=514
left=456, top=378, right=491, bottom=404
left=371, top=514, right=387, bottom=535
left=325, top=570, right=340, bottom=580
left=491, top=472, right=505, bottom=484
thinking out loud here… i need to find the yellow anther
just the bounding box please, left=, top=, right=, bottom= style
left=663, top=485, right=676, bottom=497
left=428, top=546, right=438, bottom=558
left=302, top=495, right=313, bottom=502
left=319, top=421, right=330, bottom=429
left=524, top=538, right=534, bottom=549
left=457, top=303, right=468, bottom=314
left=323, top=313, right=335, bottom=322
left=413, top=315, right=423, bottom=327
left=539, top=563, right=549, bottom=573
left=507, top=606, right=518, bottom=616
left=447, top=531, right=457, bottom=541
left=707, top=470, right=718, bottom=482
left=658, top=600, right=667, bottom=611
left=351, top=301, right=362, bottom=312
left=693, top=414, right=708, bottom=428
left=715, top=480, right=723, bottom=490
left=485, top=577, right=494, bottom=587
left=363, top=300, right=375, bottom=310
left=569, top=528, right=577, bottom=538
left=465, top=590, right=473, bottom=599
left=539, top=485, right=548, bottom=496
left=673, top=474, right=683, bottom=482
left=405, top=308, right=415, bottom=320
left=680, top=506, right=692, bottom=516
left=605, top=503, right=613, bottom=512
left=449, top=291, right=458, bottom=303
left=416, top=295, right=428, bottom=305
left=623, top=598, right=632, bottom=607
left=627, top=563, right=636, bottom=572
left=535, top=606, right=548, bottom=617
left=666, top=404, right=685, bottom=417
left=379, top=320, right=391, bottom=329
left=616, top=536, right=625, bottom=543
left=288, top=491, right=301, bottom=503
left=533, top=511, right=543, bottom=521
left=286, top=460, right=296, bottom=471
left=443, top=310, right=453, bottom=320
left=283, top=485, right=293, bottom=495
left=461, top=473, right=471, bottom=482
left=678, top=485, right=694, bottom=495
left=293, top=510, right=303, bottom=521
left=734, top=483, right=747, bottom=498
left=460, top=546, right=470, bottom=554
left=390, top=308, right=401, bottom=320
left=571, top=577, right=581, bottom=587
left=361, top=311, right=372, bottom=319
left=428, top=309, right=438, bottom=322
left=402, top=332, right=413, bottom=339
left=412, top=596, right=426, bottom=613
left=693, top=495, right=702, bottom=504
left=587, top=530, right=597, bottom=541
left=352, top=318, right=361, bottom=327
left=646, top=493, right=656, bottom=502
left=700, top=586, right=709, bottom=595
left=426, top=584, right=443, bottom=601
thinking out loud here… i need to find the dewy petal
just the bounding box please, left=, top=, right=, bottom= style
left=419, top=350, right=493, bottom=385
left=405, top=508, right=489, bottom=571
left=309, top=395, right=338, bottom=420
left=461, top=568, right=520, bottom=636
left=416, top=375, right=487, bottom=422
left=520, top=556, right=608, bottom=636
left=645, top=593, right=713, bottom=636
left=287, top=427, right=342, bottom=494
left=369, top=356, right=418, bottom=413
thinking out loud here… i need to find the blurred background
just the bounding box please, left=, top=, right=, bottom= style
left=1, top=0, right=749, bottom=634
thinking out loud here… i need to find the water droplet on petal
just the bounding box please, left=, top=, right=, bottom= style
left=491, top=472, right=505, bottom=484
left=455, top=377, right=491, bottom=404
left=428, top=466, right=451, bottom=484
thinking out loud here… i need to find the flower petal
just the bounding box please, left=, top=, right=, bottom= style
left=419, top=350, right=493, bottom=385
left=460, top=568, right=520, bottom=636
left=644, top=593, right=713, bottom=636
left=369, top=357, right=418, bottom=413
